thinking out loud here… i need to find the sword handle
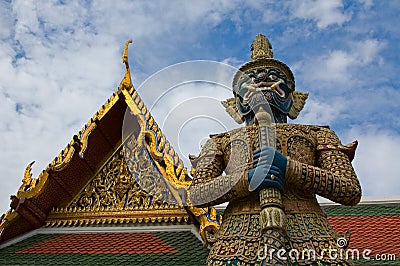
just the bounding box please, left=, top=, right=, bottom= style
left=255, top=108, right=286, bottom=233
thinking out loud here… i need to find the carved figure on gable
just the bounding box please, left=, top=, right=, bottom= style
left=181, top=34, right=362, bottom=265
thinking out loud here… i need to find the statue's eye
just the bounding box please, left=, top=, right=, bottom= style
left=269, top=74, right=278, bottom=81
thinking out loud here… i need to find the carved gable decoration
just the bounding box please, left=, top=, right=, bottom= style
left=46, top=136, right=188, bottom=226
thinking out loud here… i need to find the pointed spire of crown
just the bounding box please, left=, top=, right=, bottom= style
left=250, top=33, right=273, bottom=60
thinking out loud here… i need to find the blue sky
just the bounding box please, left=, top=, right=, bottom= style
left=0, top=0, right=400, bottom=214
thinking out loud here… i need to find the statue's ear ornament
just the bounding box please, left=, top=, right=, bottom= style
left=221, top=91, right=309, bottom=122
left=288, top=91, right=309, bottom=119
left=221, top=98, right=245, bottom=124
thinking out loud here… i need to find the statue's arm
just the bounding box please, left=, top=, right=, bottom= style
left=187, top=137, right=250, bottom=207
left=286, top=128, right=362, bottom=206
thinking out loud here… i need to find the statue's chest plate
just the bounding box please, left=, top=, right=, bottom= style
left=275, top=124, right=318, bottom=166
left=220, top=124, right=318, bottom=174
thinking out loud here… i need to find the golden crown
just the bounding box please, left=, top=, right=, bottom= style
left=233, top=34, right=294, bottom=87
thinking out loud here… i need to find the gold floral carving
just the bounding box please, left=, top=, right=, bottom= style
left=122, top=87, right=190, bottom=187
left=46, top=138, right=189, bottom=226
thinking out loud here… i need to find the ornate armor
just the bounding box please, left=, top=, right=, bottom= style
left=191, top=124, right=360, bottom=265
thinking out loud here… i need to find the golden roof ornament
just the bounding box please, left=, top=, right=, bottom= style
left=250, top=33, right=273, bottom=60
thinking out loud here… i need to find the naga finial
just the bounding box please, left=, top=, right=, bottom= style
left=119, top=40, right=133, bottom=90
left=250, top=33, right=273, bottom=60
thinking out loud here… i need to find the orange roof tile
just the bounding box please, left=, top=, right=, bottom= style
left=328, top=216, right=400, bottom=258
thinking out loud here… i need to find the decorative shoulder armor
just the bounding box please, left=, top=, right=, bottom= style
left=316, top=127, right=358, bottom=161
left=190, top=135, right=225, bottom=164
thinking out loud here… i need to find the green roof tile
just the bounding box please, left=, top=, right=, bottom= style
left=0, top=232, right=209, bottom=266
left=323, top=205, right=400, bottom=216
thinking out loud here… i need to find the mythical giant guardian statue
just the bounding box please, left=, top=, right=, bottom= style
left=184, top=34, right=361, bottom=265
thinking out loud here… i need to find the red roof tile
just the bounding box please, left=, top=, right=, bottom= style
left=328, top=216, right=400, bottom=258
left=16, top=233, right=178, bottom=255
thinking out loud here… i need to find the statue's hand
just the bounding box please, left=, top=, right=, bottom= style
left=248, top=147, right=287, bottom=192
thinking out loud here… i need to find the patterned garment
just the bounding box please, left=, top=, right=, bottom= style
left=189, top=124, right=361, bottom=265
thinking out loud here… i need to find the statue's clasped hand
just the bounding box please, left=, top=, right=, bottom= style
left=248, top=147, right=287, bottom=192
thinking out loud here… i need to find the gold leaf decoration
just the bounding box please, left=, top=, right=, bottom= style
left=46, top=136, right=188, bottom=226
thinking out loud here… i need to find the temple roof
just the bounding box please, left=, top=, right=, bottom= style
left=0, top=41, right=220, bottom=246
left=0, top=230, right=208, bottom=265
left=325, top=203, right=400, bottom=266
left=0, top=202, right=399, bottom=265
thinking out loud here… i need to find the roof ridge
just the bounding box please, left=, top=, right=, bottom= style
left=318, top=196, right=400, bottom=206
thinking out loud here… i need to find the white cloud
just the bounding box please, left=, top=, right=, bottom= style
left=348, top=85, right=400, bottom=123
left=291, top=37, right=392, bottom=133
left=352, top=39, right=385, bottom=65
left=289, top=0, right=351, bottom=29
left=12, top=0, right=40, bottom=36
left=0, top=1, right=13, bottom=39
left=358, top=0, right=373, bottom=8
left=342, top=127, right=400, bottom=197
left=296, top=38, right=385, bottom=86
left=293, top=97, right=346, bottom=125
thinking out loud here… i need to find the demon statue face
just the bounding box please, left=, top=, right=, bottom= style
left=222, top=34, right=308, bottom=125
left=234, top=67, right=295, bottom=124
